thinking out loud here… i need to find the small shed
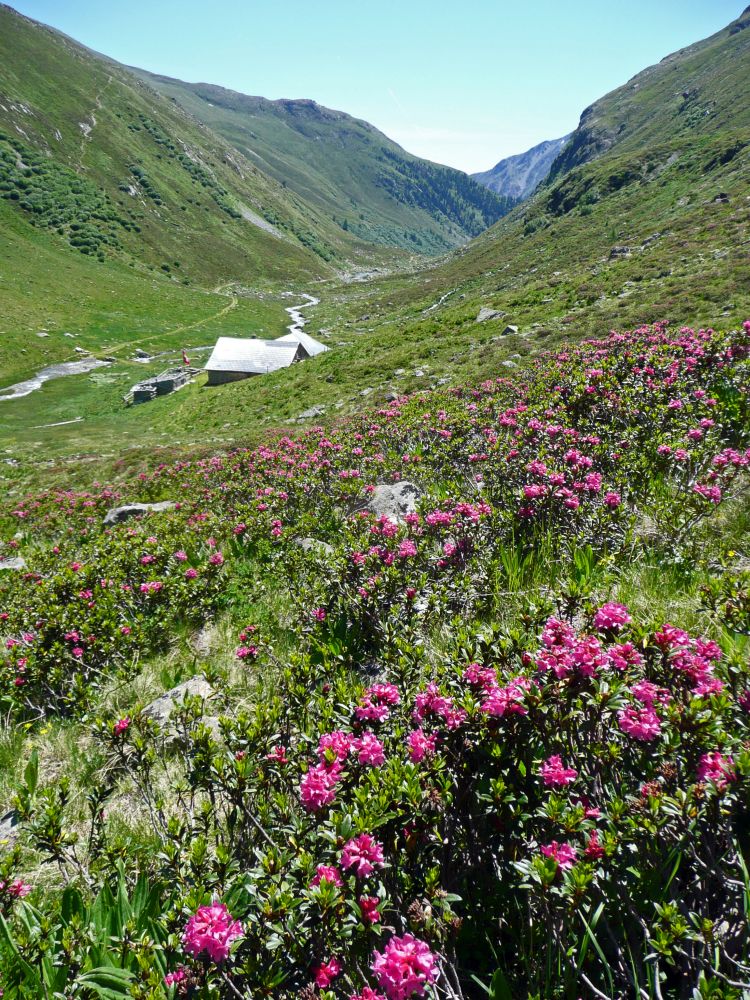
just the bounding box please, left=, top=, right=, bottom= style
left=275, top=330, right=329, bottom=357
left=204, top=338, right=306, bottom=386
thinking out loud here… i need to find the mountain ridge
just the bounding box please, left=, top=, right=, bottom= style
left=132, top=68, right=516, bottom=254
left=472, top=134, right=571, bottom=201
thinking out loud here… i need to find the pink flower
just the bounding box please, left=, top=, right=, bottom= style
left=359, top=895, right=381, bottom=924
left=318, top=730, right=353, bottom=764
left=540, top=841, right=578, bottom=870
left=184, top=568, right=198, bottom=579
left=173, top=550, right=188, bottom=562
left=397, top=539, right=418, bottom=558
left=352, top=732, right=386, bottom=767
left=540, top=755, right=577, bottom=788
left=314, top=957, right=342, bottom=988
left=0, top=879, right=31, bottom=898
left=236, top=645, right=258, bottom=660
left=310, top=864, right=343, bottom=888
left=341, top=834, right=385, bottom=877
left=312, top=607, right=327, bottom=622
left=584, top=830, right=605, bottom=861
left=300, top=763, right=341, bottom=812
left=265, top=745, right=288, bottom=764
left=593, top=602, right=631, bottom=630
left=407, top=729, right=437, bottom=763
left=618, top=705, right=661, bottom=741
left=182, top=902, right=243, bottom=963
left=112, top=717, right=131, bottom=736
left=371, top=934, right=438, bottom=1000
left=209, top=551, right=225, bottom=566
left=696, top=752, right=736, bottom=791
left=350, top=989, right=387, bottom=1000
left=164, top=968, right=187, bottom=987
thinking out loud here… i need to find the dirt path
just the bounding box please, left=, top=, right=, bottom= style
left=101, top=285, right=239, bottom=357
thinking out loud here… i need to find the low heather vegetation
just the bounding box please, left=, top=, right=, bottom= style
left=0, top=321, right=749, bottom=999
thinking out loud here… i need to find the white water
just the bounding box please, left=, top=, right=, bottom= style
left=284, top=294, right=320, bottom=337
left=0, top=358, right=109, bottom=401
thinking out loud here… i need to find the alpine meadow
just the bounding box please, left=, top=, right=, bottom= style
left=0, top=4, right=750, bottom=1000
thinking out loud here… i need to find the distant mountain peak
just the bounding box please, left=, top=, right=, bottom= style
left=472, top=135, right=571, bottom=201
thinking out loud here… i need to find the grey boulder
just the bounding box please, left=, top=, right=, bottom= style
left=0, top=556, right=26, bottom=571
left=142, top=675, right=214, bottom=729
left=103, top=501, right=176, bottom=526
left=476, top=307, right=505, bottom=323
left=365, top=481, right=421, bottom=521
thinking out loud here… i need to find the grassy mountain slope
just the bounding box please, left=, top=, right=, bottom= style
left=132, top=71, right=515, bottom=254
left=0, top=3, right=377, bottom=380
left=472, top=134, right=570, bottom=200
left=0, top=5, right=348, bottom=278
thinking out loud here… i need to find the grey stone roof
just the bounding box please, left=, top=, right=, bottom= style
left=204, top=337, right=303, bottom=374
left=275, top=330, right=329, bottom=357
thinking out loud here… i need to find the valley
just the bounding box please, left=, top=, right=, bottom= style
left=0, top=4, right=749, bottom=999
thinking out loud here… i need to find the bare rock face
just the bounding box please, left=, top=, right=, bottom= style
left=365, top=481, right=421, bottom=522
left=103, top=501, right=176, bottom=526
left=142, top=675, right=214, bottom=729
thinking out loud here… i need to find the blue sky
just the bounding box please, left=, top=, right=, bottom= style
left=10, top=1, right=743, bottom=172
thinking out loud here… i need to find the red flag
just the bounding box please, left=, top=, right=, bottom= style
left=182, top=350, right=190, bottom=366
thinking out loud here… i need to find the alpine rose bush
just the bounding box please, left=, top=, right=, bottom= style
left=0, top=322, right=749, bottom=998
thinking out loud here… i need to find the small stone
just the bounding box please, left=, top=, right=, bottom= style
left=142, top=675, right=214, bottom=729
left=191, top=624, right=218, bottom=658
left=0, top=809, right=20, bottom=844
left=295, top=537, right=334, bottom=556
left=502, top=325, right=519, bottom=335
left=297, top=405, right=325, bottom=420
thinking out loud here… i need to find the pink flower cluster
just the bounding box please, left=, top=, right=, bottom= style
left=182, top=902, right=243, bottom=963
left=697, top=752, right=736, bottom=791
left=371, top=934, right=438, bottom=1000
left=341, top=833, right=385, bottom=877
left=540, top=755, right=577, bottom=787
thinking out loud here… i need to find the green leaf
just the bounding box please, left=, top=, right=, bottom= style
left=488, top=968, right=513, bottom=1000
left=77, top=966, right=134, bottom=998
left=24, top=749, right=39, bottom=796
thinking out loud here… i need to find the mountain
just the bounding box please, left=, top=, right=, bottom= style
left=131, top=71, right=515, bottom=254
left=547, top=5, right=750, bottom=181
left=0, top=3, right=349, bottom=283
left=472, top=134, right=571, bottom=200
